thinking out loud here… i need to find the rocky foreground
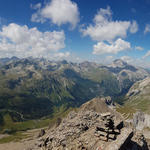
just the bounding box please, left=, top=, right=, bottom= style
left=27, top=97, right=150, bottom=150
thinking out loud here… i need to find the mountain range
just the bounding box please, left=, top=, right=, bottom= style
left=0, top=57, right=149, bottom=133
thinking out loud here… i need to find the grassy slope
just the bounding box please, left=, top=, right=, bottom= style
left=0, top=107, right=75, bottom=143
left=125, top=96, right=150, bottom=114
left=116, top=78, right=150, bottom=118
left=0, top=61, right=134, bottom=134
left=81, top=67, right=120, bottom=97
left=116, top=104, right=136, bottom=119
left=126, top=78, right=150, bottom=113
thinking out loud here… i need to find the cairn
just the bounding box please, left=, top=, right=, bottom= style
left=96, top=112, right=121, bottom=141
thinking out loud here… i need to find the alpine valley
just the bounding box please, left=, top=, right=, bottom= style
left=0, top=57, right=149, bottom=134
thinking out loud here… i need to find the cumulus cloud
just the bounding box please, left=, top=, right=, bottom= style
left=105, top=55, right=114, bottom=63
left=53, top=52, right=70, bottom=59
left=93, top=38, right=131, bottom=55
left=120, top=56, right=133, bottom=63
left=117, top=56, right=150, bottom=68
left=80, top=7, right=137, bottom=55
left=135, top=46, right=144, bottom=51
left=144, top=24, right=150, bottom=34
left=120, top=56, right=149, bottom=68
left=31, top=0, right=80, bottom=29
left=129, top=20, right=138, bottom=33
left=0, top=23, right=70, bottom=59
left=81, top=7, right=138, bottom=42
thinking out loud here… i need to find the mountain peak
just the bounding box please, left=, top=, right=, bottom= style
left=0, top=56, right=19, bottom=64
left=111, top=59, right=128, bottom=68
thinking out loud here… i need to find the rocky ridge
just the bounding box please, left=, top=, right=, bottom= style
left=29, top=98, right=150, bottom=150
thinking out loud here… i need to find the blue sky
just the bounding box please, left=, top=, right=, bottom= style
left=0, top=0, right=150, bottom=67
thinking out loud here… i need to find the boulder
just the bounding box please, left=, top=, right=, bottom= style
left=38, top=129, right=46, bottom=137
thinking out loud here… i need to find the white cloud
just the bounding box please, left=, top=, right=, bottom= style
left=144, top=24, right=150, bottom=34
left=93, top=38, right=131, bottom=55
left=106, top=55, right=114, bottom=60
left=81, top=7, right=137, bottom=42
left=129, top=20, right=138, bottom=33
left=119, top=56, right=150, bottom=68
left=0, top=23, right=70, bottom=59
left=143, top=50, right=150, bottom=59
left=31, top=12, right=45, bottom=24
left=120, top=56, right=133, bottom=63
left=135, top=46, right=144, bottom=51
left=31, top=0, right=80, bottom=29
left=105, top=55, right=114, bottom=63
left=53, top=52, right=70, bottom=59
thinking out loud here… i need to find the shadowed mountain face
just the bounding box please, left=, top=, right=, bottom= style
left=0, top=56, right=19, bottom=66
left=0, top=57, right=149, bottom=127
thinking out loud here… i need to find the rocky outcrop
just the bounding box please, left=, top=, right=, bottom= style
left=32, top=111, right=124, bottom=150
left=29, top=98, right=149, bottom=150
left=126, top=77, right=150, bottom=98
left=133, top=111, right=150, bottom=136
left=105, top=128, right=133, bottom=150
left=133, top=111, right=146, bottom=130
left=38, top=129, right=46, bottom=137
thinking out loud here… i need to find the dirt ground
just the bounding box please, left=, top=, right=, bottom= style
left=0, top=128, right=44, bottom=150
left=0, top=139, right=35, bottom=150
